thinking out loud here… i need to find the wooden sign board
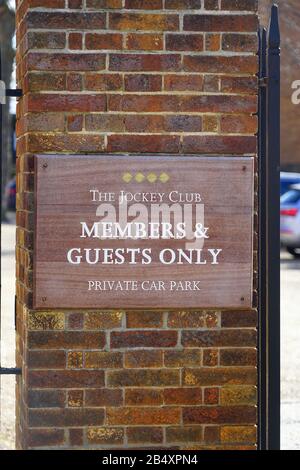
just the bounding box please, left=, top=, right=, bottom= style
left=34, top=155, right=254, bottom=309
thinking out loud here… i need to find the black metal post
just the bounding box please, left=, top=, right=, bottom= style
left=258, top=26, right=268, bottom=451
left=267, top=4, right=281, bottom=450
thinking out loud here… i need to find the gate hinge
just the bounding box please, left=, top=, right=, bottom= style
left=0, top=80, right=23, bottom=104
left=259, top=77, right=269, bottom=88
left=0, top=367, right=22, bottom=375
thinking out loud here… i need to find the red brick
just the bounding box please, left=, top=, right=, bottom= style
left=28, top=429, right=65, bottom=448
left=28, top=331, right=106, bottom=349
left=111, top=330, right=178, bottom=348
left=125, top=389, right=163, bottom=406
left=109, top=54, right=181, bottom=72
left=164, top=388, right=202, bottom=405
left=107, top=369, right=180, bottom=387
left=204, top=0, right=219, bottom=10
left=26, top=72, right=66, bottom=92
left=184, top=55, right=257, bottom=74
left=204, top=425, right=220, bottom=443
left=125, top=74, right=162, bottom=92
left=221, top=115, right=258, bottom=134
left=221, top=310, right=257, bottom=328
left=28, top=53, right=105, bottom=71
left=86, top=33, right=123, bottom=50
left=86, top=0, right=122, bottom=7
left=27, top=12, right=106, bottom=29
left=85, top=351, right=123, bottom=368
left=203, top=349, right=219, bottom=367
left=107, top=407, right=180, bottom=425
left=125, top=0, right=162, bottom=8
left=69, top=0, right=83, bottom=7
left=204, top=387, right=219, bottom=405
left=69, top=429, right=83, bottom=446
left=166, top=426, right=203, bottom=443
left=164, top=349, right=201, bottom=367
left=28, top=133, right=105, bottom=153
left=67, top=73, right=83, bottom=91
left=27, top=94, right=106, bottom=112
left=85, top=388, right=123, bottom=407
left=127, top=427, right=163, bottom=444
left=125, top=34, right=163, bottom=51
left=168, top=311, right=219, bottom=328
left=183, top=368, right=257, bottom=386
left=29, top=408, right=105, bottom=427
left=221, top=76, right=258, bottom=94
left=69, top=33, right=82, bottom=50
left=205, top=33, right=220, bottom=51
left=166, top=34, right=203, bottom=51
left=68, top=390, right=84, bottom=407
left=85, top=73, right=122, bottom=91
left=183, top=406, right=256, bottom=425
left=29, top=370, right=105, bottom=388
left=127, top=311, right=161, bottom=329
left=164, top=74, right=203, bottom=91
left=67, top=312, right=84, bottom=330
left=109, top=13, right=179, bottom=31
left=107, top=135, right=180, bottom=153
left=86, top=114, right=124, bottom=132
left=184, top=14, right=258, bottom=32
left=182, top=135, right=257, bottom=154
left=27, top=32, right=66, bottom=50
left=28, top=390, right=66, bottom=408
left=67, top=114, right=83, bottom=132
left=203, top=75, right=219, bottom=92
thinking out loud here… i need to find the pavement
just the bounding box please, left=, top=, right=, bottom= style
left=0, top=217, right=299, bottom=449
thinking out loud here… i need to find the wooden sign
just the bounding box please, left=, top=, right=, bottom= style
left=34, top=155, right=254, bottom=309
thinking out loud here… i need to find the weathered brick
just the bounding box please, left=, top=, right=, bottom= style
left=204, top=425, right=220, bottom=443
left=84, top=311, right=123, bottom=329
left=27, top=12, right=106, bottom=29
left=221, top=0, right=258, bottom=11
left=203, top=115, right=219, bottom=133
left=85, top=388, right=123, bottom=407
left=125, top=389, right=163, bottom=406
left=28, top=311, right=64, bottom=330
left=166, top=33, right=203, bottom=51
left=67, top=73, right=83, bottom=91
left=28, top=429, right=65, bottom=448
left=203, top=349, right=219, bottom=367
left=86, top=114, right=125, bottom=133
left=221, top=115, right=258, bottom=134
left=29, top=370, right=105, bottom=388
left=27, top=32, right=66, bottom=50
left=107, top=407, right=181, bottom=425
left=127, top=427, right=163, bottom=444
left=28, top=331, right=106, bottom=350
left=29, top=408, right=105, bottom=427
left=68, top=390, right=84, bottom=407
left=107, top=369, right=180, bottom=387
left=109, top=54, right=181, bottom=72
left=220, top=348, right=257, bottom=366
left=204, top=75, right=219, bottom=92
left=183, top=368, right=257, bottom=386
left=220, top=425, right=257, bottom=443
left=107, top=135, right=180, bottom=154
left=111, top=330, right=178, bottom=348
left=69, top=429, right=83, bottom=446
left=221, top=310, right=257, bottom=328
left=69, top=33, right=82, bottom=50
left=165, top=0, right=201, bottom=8
left=86, top=0, right=122, bottom=7
left=87, top=427, right=124, bottom=445
left=67, top=114, right=83, bottom=132
left=109, top=13, right=179, bottom=31
left=221, top=76, right=258, bottom=94
left=222, top=33, right=258, bottom=52
left=86, top=33, right=123, bottom=50
left=125, top=34, right=163, bottom=51
left=168, top=311, right=219, bottom=328
left=28, top=134, right=105, bottom=153
left=166, top=426, right=203, bottom=443
left=204, top=0, right=219, bottom=11
left=164, top=388, right=202, bottom=405
left=125, top=350, right=163, bottom=368
left=183, top=329, right=256, bottom=348
left=69, top=0, right=83, bottom=7
left=67, top=351, right=83, bottom=369
left=28, top=350, right=66, bottom=369
left=125, top=0, right=162, bottom=8
left=28, top=390, right=66, bottom=408
left=184, top=14, right=258, bottom=32
left=164, top=74, right=203, bottom=91
left=204, top=387, right=219, bottom=405
left=205, top=33, right=221, bottom=51
left=27, top=94, right=106, bottom=113
left=126, top=311, right=163, bottom=328
left=125, top=74, right=162, bottom=92
left=85, top=351, right=123, bottom=369
left=164, top=349, right=201, bottom=367
left=183, top=406, right=257, bottom=424
left=220, top=386, right=257, bottom=405
left=26, top=113, right=65, bottom=132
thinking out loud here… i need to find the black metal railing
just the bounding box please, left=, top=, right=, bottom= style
left=258, top=4, right=281, bottom=450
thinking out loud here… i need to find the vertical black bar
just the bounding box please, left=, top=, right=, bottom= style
left=267, top=4, right=281, bottom=450
left=0, top=46, right=2, bottom=377
left=258, top=26, right=267, bottom=451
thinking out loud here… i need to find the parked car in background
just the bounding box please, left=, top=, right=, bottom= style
left=4, top=177, right=16, bottom=212
left=280, top=184, right=300, bottom=257
left=280, top=172, right=300, bottom=196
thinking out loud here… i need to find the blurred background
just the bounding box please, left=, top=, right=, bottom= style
left=1, top=0, right=300, bottom=450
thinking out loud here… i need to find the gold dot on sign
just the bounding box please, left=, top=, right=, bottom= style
left=123, top=173, right=132, bottom=183
left=159, top=172, right=170, bottom=183
left=147, top=173, right=157, bottom=183
left=135, top=172, right=145, bottom=183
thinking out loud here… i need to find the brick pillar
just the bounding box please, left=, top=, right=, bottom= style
left=16, top=0, right=259, bottom=449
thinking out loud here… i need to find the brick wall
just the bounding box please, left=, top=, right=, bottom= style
left=15, top=0, right=258, bottom=450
